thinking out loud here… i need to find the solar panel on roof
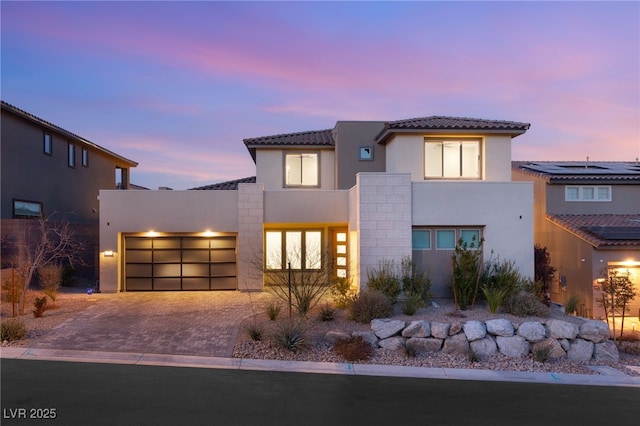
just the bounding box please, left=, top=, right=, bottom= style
left=583, top=226, right=640, bottom=241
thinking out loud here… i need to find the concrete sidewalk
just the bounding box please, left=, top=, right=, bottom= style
left=2, top=346, right=640, bottom=388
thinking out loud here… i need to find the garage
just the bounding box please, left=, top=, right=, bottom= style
left=124, top=235, right=237, bottom=291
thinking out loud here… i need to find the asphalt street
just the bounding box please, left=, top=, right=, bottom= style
left=2, top=359, right=639, bottom=425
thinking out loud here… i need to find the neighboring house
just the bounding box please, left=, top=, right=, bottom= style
left=512, top=161, right=640, bottom=319
left=1, top=100, right=138, bottom=281
left=99, top=116, right=534, bottom=296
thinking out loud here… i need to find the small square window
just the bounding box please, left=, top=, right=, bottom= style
left=44, top=133, right=52, bottom=155
left=460, top=230, right=481, bottom=248
left=436, top=230, right=456, bottom=250
left=68, top=143, right=76, bottom=168
left=359, top=146, right=374, bottom=161
left=412, top=230, right=431, bottom=250
left=82, top=148, right=89, bottom=167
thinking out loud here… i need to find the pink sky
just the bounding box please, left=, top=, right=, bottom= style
left=2, top=1, right=639, bottom=189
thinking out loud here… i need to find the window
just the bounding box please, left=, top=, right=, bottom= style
left=265, top=230, right=323, bottom=270
left=285, top=153, right=319, bottom=187
left=44, top=133, right=52, bottom=155
left=565, top=186, right=611, bottom=202
left=82, top=148, right=89, bottom=167
left=13, top=199, right=42, bottom=219
left=359, top=146, right=374, bottom=161
left=68, top=143, right=76, bottom=168
left=412, top=230, right=431, bottom=249
left=460, top=229, right=481, bottom=248
left=436, top=230, right=456, bottom=250
left=425, top=139, right=480, bottom=179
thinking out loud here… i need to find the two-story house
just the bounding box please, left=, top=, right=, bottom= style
left=98, top=116, right=534, bottom=297
left=512, top=161, right=640, bottom=319
left=1, top=101, right=138, bottom=281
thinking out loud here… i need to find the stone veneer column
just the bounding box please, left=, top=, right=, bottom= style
left=237, top=183, right=264, bottom=291
left=356, top=173, right=412, bottom=291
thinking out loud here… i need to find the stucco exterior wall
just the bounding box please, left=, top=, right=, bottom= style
left=255, top=148, right=335, bottom=191
left=546, top=184, right=640, bottom=215
left=384, top=135, right=424, bottom=181
left=483, top=135, right=513, bottom=181
left=333, top=121, right=386, bottom=189
left=263, top=190, right=349, bottom=224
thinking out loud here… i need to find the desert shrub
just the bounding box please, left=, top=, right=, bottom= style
left=318, top=303, right=336, bottom=322
left=481, top=285, right=509, bottom=314
left=2, top=271, right=26, bottom=304
left=245, top=322, right=264, bottom=341
left=401, top=341, right=418, bottom=358
left=330, top=277, right=357, bottom=309
left=0, top=318, right=27, bottom=341
left=503, top=291, right=550, bottom=317
left=481, top=258, right=521, bottom=298
left=532, top=343, right=553, bottom=363
left=402, top=293, right=423, bottom=316
left=264, top=300, right=282, bottom=321
left=32, top=296, right=47, bottom=318
left=564, top=294, right=581, bottom=315
left=400, top=257, right=432, bottom=304
left=349, top=290, right=392, bottom=323
left=273, top=321, right=306, bottom=352
left=38, top=263, right=63, bottom=303
left=451, top=236, right=484, bottom=310
left=367, top=259, right=401, bottom=304
left=333, top=336, right=374, bottom=361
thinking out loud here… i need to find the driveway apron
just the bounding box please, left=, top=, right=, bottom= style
left=31, top=291, right=270, bottom=357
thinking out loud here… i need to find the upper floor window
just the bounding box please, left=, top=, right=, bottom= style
left=565, top=185, right=611, bottom=202
left=425, top=138, right=480, bottom=179
left=82, top=148, right=89, bottom=167
left=13, top=199, right=42, bottom=219
left=68, top=143, right=76, bottom=168
left=43, top=133, right=52, bottom=155
left=284, top=152, right=319, bottom=187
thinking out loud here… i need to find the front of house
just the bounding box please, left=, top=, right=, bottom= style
left=99, top=116, right=534, bottom=296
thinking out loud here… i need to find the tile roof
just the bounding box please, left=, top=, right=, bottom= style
left=190, top=176, right=256, bottom=190
left=547, top=214, right=640, bottom=248
left=512, top=161, right=640, bottom=183
left=386, top=116, right=530, bottom=131
left=1, top=100, right=138, bottom=167
left=243, top=129, right=334, bottom=147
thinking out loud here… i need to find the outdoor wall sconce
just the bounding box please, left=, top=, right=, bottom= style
left=104, top=250, right=114, bottom=257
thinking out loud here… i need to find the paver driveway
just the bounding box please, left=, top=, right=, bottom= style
left=31, top=291, right=271, bottom=357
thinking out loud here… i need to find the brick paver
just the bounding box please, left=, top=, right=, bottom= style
left=31, top=291, right=271, bottom=357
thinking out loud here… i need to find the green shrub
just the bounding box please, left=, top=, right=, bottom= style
left=245, top=322, right=264, bottom=341
left=32, top=296, right=47, bottom=318
left=400, top=257, right=432, bottom=304
left=367, top=259, right=401, bottom=304
left=532, top=343, right=553, bottom=363
left=564, top=295, right=581, bottom=315
left=451, top=236, right=484, bottom=310
left=333, top=336, right=374, bottom=361
left=503, top=291, right=550, bottom=317
left=1, top=318, right=27, bottom=341
left=481, top=285, right=509, bottom=314
left=330, top=277, right=357, bottom=309
left=318, top=303, right=336, bottom=322
left=349, top=290, right=392, bottom=323
left=481, top=258, right=521, bottom=298
left=2, top=274, right=25, bottom=304
left=264, top=300, right=282, bottom=321
left=273, top=321, right=306, bottom=352
left=402, top=293, right=423, bottom=316
left=401, top=341, right=418, bottom=358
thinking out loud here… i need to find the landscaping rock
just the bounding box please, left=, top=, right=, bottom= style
left=402, top=320, right=430, bottom=338
left=485, top=319, right=514, bottom=337
left=559, top=339, right=571, bottom=352
left=406, top=337, right=442, bottom=354
left=378, top=336, right=406, bottom=350
left=594, top=341, right=619, bottom=362
left=463, top=320, right=487, bottom=342
left=517, top=322, right=546, bottom=343
left=431, top=322, right=450, bottom=339
left=579, top=320, right=610, bottom=343
left=532, top=338, right=566, bottom=359
left=470, top=336, right=498, bottom=360
left=567, top=338, right=594, bottom=362
left=371, top=319, right=405, bottom=339
left=545, top=320, right=579, bottom=340
left=496, top=336, right=530, bottom=358
left=449, top=322, right=462, bottom=335
left=442, top=333, right=469, bottom=356
left=351, top=331, right=378, bottom=347
left=325, top=331, right=350, bottom=344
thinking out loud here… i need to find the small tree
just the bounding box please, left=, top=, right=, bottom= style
left=451, top=236, right=484, bottom=310
left=534, top=245, right=556, bottom=305
left=596, top=268, right=637, bottom=339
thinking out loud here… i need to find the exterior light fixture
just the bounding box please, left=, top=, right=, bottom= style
left=104, top=250, right=114, bottom=257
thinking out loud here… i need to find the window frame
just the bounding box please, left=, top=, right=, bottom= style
left=283, top=151, right=320, bottom=188
left=412, top=229, right=431, bottom=250
left=565, top=185, right=612, bottom=202
left=68, top=142, right=76, bottom=168
left=424, top=137, right=482, bottom=180
left=415, top=228, right=483, bottom=251
left=435, top=229, right=457, bottom=250
left=265, top=229, right=324, bottom=271
left=43, top=133, right=52, bottom=155
left=82, top=148, right=89, bottom=167
left=13, top=199, right=43, bottom=219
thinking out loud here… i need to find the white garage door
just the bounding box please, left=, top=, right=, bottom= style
left=124, top=236, right=237, bottom=291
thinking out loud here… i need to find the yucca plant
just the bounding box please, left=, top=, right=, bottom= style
left=481, top=285, right=509, bottom=314
left=273, top=321, right=306, bottom=352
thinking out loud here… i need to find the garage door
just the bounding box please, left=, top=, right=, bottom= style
left=124, top=235, right=237, bottom=291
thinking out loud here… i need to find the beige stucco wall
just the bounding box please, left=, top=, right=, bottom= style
left=263, top=190, right=349, bottom=224
left=255, top=148, right=335, bottom=191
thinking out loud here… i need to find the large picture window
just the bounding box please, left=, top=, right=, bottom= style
left=265, top=230, right=323, bottom=270
left=285, top=153, right=319, bottom=187
left=13, top=199, right=42, bottom=219
left=425, top=139, right=480, bottom=179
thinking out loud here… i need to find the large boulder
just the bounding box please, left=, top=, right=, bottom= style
left=351, top=331, right=378, bottom=347
left=431, top=322, right=450, bottom=339
left=567, top=338, right=594, bottom=362
left=371, top=319, right=406, bottom=339
left=406, top=338, right=442, bottom=354
left=325, top=331, right=350, bottom=344
left=496, top=336, right=530, bottom=358
left=402, top=320, right=430, bottom=338
left=442, top=333, right=470, bottom=356
left=594, top=341, right=619, bottom=362
left=449, top=322, right=462, bottom=335
left=463, top=320, right=486, bottom=342
left=532, top=338, right=566, bottom=359
left=378, top=336, right=406, bottom=350
left=545, top=320, right=579, bottom=340
left=517, top=322, right=546, bottom=343
left=579, top=320, right=610, bottom=343
left=485, top=319, right=514, bottom=337
left=470, top=337, right=498, bottom=360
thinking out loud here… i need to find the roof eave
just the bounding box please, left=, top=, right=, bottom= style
left=375, top=127, right=528, bottom=145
